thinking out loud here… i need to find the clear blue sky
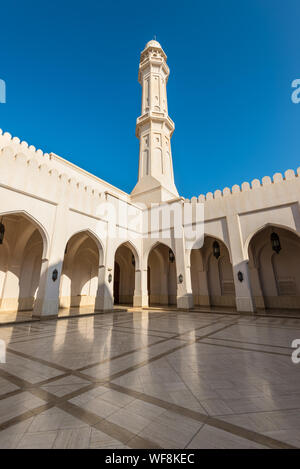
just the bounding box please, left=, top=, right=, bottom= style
left=0, top=0, right=299, bottom=197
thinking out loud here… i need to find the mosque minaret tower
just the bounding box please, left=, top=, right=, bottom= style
left=131, top=39, right=179, bottom=204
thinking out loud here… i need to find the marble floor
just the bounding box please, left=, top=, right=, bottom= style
left=0, top=309, right=36, bottom=325
left=0, top=305, right=128, bottom=325
left=0, top=309, right=299, bottom=449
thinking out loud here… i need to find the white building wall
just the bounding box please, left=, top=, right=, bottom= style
left=0, top=40, right=299, bottom=317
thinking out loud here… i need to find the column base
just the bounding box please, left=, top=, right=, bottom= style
left=32, top=314, right=58, bottom=321
left=95, top=295, right=113, bottom=312
left=33, top=298, right=59, bottom=318
left=177, top=293, right=194, bottom=310
left=236, top=296, right=256, bottom=313
left=133, top=295, right=149, bottom=308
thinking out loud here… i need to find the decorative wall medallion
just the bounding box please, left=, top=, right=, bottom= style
left=178, top=274, right=183, bottom=284
left=237, top=271, right=244, bottom=282
left=108, top=273, right=112, bottom=283
left=52, top=269, right=58, bottom=282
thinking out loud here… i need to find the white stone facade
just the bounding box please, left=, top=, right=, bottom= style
left=0, top=40, right=300, bottom=318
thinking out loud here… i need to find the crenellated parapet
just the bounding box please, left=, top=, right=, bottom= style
left=184, top=168, right=300, bottom=203
left=0, top=129, right=130, bottom=216
left=0, top=129, right=50, bottom=161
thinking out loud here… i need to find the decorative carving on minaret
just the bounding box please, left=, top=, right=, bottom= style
left=131, top=40, right=179, bottom=203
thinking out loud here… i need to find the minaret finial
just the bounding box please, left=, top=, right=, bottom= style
left=153, top=35, right=157, bottom=41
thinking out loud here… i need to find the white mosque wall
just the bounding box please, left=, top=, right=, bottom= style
left=1, top=126, right=300, bottom=315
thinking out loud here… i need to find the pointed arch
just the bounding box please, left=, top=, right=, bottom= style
left=0, top=209, right=49, bottom=258
left=244, top=223, right=300, bottom=261
left=190, top=233, right=231, bottom=263
left=248, top=224, right=300, bottom=310
left=64, top=228, right=104, bottom=266
left=0, top=212, right=46, bottom=314
left=113, top=240, right=140, bottom=271
left=147, top=241, right=177, bottom=306
left=113, top=241, right=139, bottom=305
left=59, top=229, right=103, bottom=309
left=145, top=240, right=175, bottom=267
left=190, top=235, right=235, bottom=308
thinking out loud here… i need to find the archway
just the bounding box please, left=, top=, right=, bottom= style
left=147, top=243, right=177, bottom=306
left=0, top=213, right=45, bottom=314
left=59, top=231, right=100, bottom=309
left=191, top=236, right=235, bottom=308
left=113, top=243, right=136, bottom=305
left=248, top=226, right=300, bottom=310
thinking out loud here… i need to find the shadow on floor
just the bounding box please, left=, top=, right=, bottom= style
left=1, top=304, right=300, bottom=326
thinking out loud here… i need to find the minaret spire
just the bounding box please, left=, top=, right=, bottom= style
left=131, top=40, right=179, bottom=204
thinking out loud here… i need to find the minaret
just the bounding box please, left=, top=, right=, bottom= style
left=131, top=40, right=179, bottom=204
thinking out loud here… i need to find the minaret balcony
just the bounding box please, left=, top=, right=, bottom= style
left=135, top=113, right=175, bottom=137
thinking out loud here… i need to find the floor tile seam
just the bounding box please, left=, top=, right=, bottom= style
left=196, top=340, right=291, bottom=357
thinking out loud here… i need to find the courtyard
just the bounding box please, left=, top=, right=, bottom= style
left=0, top=309, right=299, bottom=449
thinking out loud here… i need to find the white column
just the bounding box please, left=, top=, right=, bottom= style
left=95, top=265, right=113, bottom=312
left=33, top=255, right=63, bottom=317
left=133, top=268, right=149, bottom=307
left=95, top=236, right=114, bottom=312
left=175, top=241, right=194, bottom=310
left=232, top=261, right=256, bottom=312
left=33, top=205, right=66, bottom=318
left=227, top=215, right=256, bottom=313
